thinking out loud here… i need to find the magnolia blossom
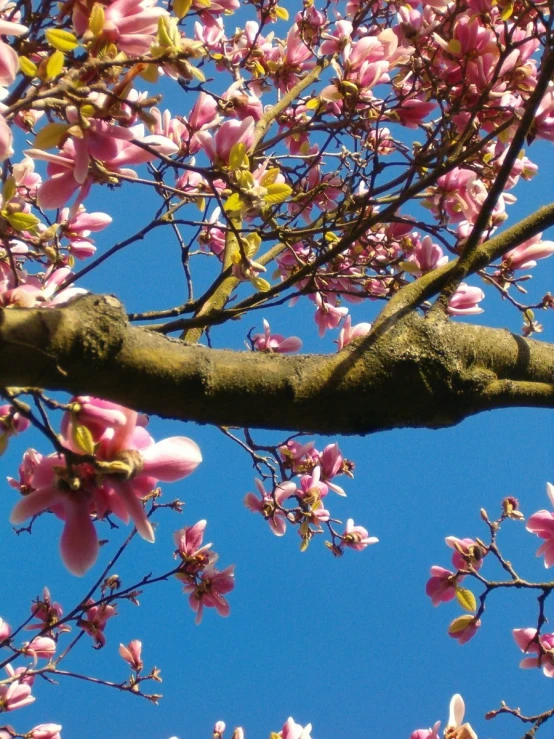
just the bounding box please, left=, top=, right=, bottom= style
left=28, top=725, right=62, bottom=739
left=119, top=640, right=143, bottom=671
left=447, top=283, right=484, bottom=316
left=337, top=315, right=372, bottom=350
left=280, top=717, right=313, bottom=739
left=10, top=397, right=202, bottom=575
left=183, top=563, right=235, bottom=625
left=411, top=695, right=476, bottom=739
left=252, top=319, right=302, bottom=353
left=342, top=518, right=379, bottom=550
left=526, top=482, right=554, bottom=567
left=448, top=615, right=481, bottom=645
left=513, top=628, right=554, bottom=678
left=426, top=566, right=461, bottom=606
left=244, top=479, right=296, bottom=536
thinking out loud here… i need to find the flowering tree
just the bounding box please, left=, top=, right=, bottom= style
left=0, top=0, right=553, bottom=736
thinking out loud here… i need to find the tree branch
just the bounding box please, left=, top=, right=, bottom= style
left=0, top=294, right=552, bottom=435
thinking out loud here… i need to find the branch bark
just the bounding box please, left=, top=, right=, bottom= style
left=1, top=294, right=552, bottom=435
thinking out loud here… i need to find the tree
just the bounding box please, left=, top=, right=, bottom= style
left=0, top=0, right=553, bottom=736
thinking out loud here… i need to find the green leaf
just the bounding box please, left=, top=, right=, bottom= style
left=264, top=183, right=292, bottom=205
left=2, top=176, right=16, bottom=203
left=19, top=56, right=37, bottom=77
left=45, top=29, right=79, bottom=52
left=34, top=122, right=69, bottom=150
left=4, top=211, right=40, bottom=232
left=46, top=50, right=65, bottom=80
left=71, top=422, right=96, bottom=455
left=228, top=142, right=247, bottom=170
left=173, top=0, right=191, bottom=19
left=456, top=587, right=477, bottom=612
left=223, top=193, right=244, bottom=212
left=448, top=614, right=474, bottom=635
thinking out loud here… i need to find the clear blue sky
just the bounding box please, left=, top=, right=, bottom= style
left=1, top=6, right=553, bottom=738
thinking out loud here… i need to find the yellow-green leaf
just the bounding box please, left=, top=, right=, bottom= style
left=71, top=422, right=96, bottom=455
left=5, top=211, right=40, bottom=232
left=223, top=193, right=244, bottom=212
left=456, top=587, right=477, bottom=613
left=447, top=39, right=461, bottom=55
left=173, top=0, right=191, bottom=19
left=448, top=614, right=474, bottom=635
left=501, top=2, right=514, bottom=20
left=88, top=4, right=105, bottom=36
left=34, top=122, right=69, bottom=150
left=2, top=176, right=16, bottom=203
left=228, top=142, right=247, bottom=170
left=46, top=50, right=65, bottom=80
left=251, top=276, right=271, bottom=292
left=275, top=5, right=289, bottom=20
left=0, top=433, right=8, bottom=457
left=139, top=64, right=159, bottom=83
left=264, top=183, right=292, bottom=205
left=45, top=28, right=79, bottom=53
left=19, top=56, right=37, bottom=77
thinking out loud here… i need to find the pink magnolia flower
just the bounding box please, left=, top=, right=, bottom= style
left=502, top=235, right=554, bottom=271
left=184, top=563, right=235, bottom=624
left=0, top=617, right=10, bottom=641
left=29, top=724, right=62, bottom=739
left=408, top=235, right=449, bottom=275
left=0, top=666, right=35, bottom=711
left=447, top=283, right=484, bottom=315
left=314, top=293, right=348, bottom=337
left=0, top=40, right=19, bottom=87
left=513, top=628, right=554, bottom=677
left=448, top=615, right=481, bottom=645
left=445, top=536, right=485, bottom=571
left=174, top=520, right=215, bottom=575
left=195, top=117, right=255, bottom=166
left=58, top=206, right=112, bottom=260
left=213, top=721, right=226, bottom=738
left=0, top=112, right=12, bottom=161
left=410, top=721, right=441, bottom=739
left=281, top=717, right=313, bottom=739
left=342, top=518, right=379, bottom=550
left=336, top=315, right=372, bottom=350
left=526, top=483, right=554, bottom=567
left=23, top=636, right=56, bottom=660
left=119, top=640, right=143, bottom=671
left=72, top=0, right=168, bottom=55
left=26, top=587, right=70, bottom=635
left=245, top=479, right=296, bottom=536
left=78, top=599, right=117, bottom=648
left=444, top=694, right=477, bottom=739
left=252, top=319, right=302, bottom=353
left=0, top=404, right=30, bottom=454
left=426, top=566, right=461, bottom=606
left=26, top=124, right=179, bottom=210
left=10, top=397, right=202, bottom=576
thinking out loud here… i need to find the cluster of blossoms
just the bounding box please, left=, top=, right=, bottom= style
left=245, top=440, right=378, bottom=554
left=426, top=484, right=554, bottom=679
left=8, top=396, right=202, bottom=575
left=173, top=520, right=235, bottom=624
left=0, top=0, right=550, bottom=344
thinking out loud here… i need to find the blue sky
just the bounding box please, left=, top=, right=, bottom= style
left=1, top=6, right=554, bottom=738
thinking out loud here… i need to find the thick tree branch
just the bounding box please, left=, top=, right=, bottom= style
left=0, top=294, right=552, bottom=435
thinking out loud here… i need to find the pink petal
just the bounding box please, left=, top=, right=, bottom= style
left=140, top=437, right=202, bottom=481
left=111, top=480, right=155, bottom=542
left=59, top=498, right=99, bottom=576
left=10, top=487, right=61, bottom=524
